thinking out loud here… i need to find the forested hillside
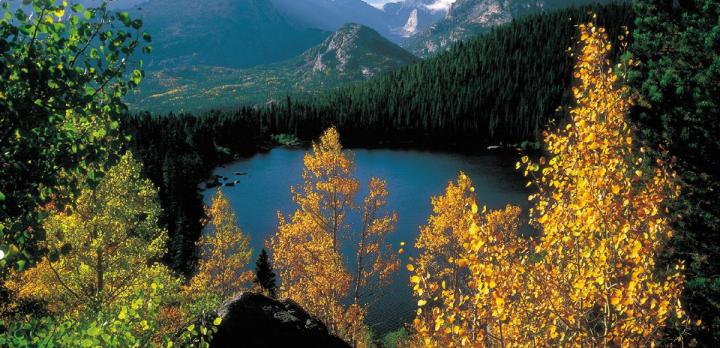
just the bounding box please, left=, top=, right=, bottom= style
left=279, top=3, right=635, bottom=147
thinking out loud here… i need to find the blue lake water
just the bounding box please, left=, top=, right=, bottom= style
left=203, top=148, right=529, bottom=335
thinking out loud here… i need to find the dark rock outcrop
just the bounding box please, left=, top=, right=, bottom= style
left=210, top=293, right=350, bottom=348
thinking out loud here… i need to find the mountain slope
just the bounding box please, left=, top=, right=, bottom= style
left=269, top=0, right=391, bottom=33
left=404, top=0, right=611, bottom=57
left=302, top=24, right=418, bottom=79
left=132, top=0, right=328, bottom=69
left=127, top=24, right=417, bottom=113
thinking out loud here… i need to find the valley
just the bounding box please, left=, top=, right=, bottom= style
left=127, top=23, right=418, bottom=113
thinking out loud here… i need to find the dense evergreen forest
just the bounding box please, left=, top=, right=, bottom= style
left=628, top=0, right=720, bottom=342
left=124, top=3, right=635, bottom=274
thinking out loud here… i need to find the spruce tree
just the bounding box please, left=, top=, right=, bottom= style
left=254, top=249, right=277, bottom=299
left=629, top=1, right=720, bottom=344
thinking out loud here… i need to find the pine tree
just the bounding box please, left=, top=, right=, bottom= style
left=254, top=249, right=277, bottom=299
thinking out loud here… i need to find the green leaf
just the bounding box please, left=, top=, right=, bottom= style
left=87, top=325, right=101, bottom=337
left=213, top=317, right=222, bottom=326
left=118, top=12, right=130, bottom=26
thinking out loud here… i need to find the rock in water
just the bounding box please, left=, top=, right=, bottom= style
left=211, top=293, right=350, bottom=347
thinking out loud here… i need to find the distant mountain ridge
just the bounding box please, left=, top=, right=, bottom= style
left=404, top=0, right=613, bottom=57
left=128, top=24, right=417, bottom=113
left=131, top=0, right=328, bottom=69
left=270, top=0, right=452, bottom=42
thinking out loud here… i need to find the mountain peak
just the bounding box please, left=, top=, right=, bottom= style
left=303, top=23, right=417, bottom=77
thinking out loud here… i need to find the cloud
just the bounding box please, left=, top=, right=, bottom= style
left=424, top=0, right=457, bottom=12
left=362, top=0, right=392, bottom=9
left=362, top=0, right=457, bottom=12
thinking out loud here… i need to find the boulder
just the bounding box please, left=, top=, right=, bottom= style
left=211, top=292, right=350, bottom=348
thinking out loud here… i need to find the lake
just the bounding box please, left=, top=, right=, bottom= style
left=202, top=148, right=530, bottom=335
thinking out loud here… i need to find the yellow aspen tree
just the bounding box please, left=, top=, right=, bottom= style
left=410, top=173, right=529, bottom=347
left=410, top=173, right=476, bottom=347
left=271, top=208, right=350, bottom=331
left=458, top=205, right=534, bottom=347
left=520, top=20, right=688, bottom=346
left=270, top=127, right=356, bottom=334
left=352, top=178, right=399, bottom=303
left=6, top=152, right=179, bottom=316
left=184, top=189, right=252, bottom=311
left=270, top=127, right=398, bottom=344
left=346, top=177, right=399, bottom=345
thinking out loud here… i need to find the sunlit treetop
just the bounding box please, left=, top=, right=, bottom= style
left=519, top=20, right=689, bottom=345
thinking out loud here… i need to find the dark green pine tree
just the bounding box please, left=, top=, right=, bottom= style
left=628, top=0, right=720, bottom=345
left=254, top=249, right=277, bottom=299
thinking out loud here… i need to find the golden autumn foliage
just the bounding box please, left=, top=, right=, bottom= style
left=6, top=152, right=179, bottom=316
left=411, top=20, right=688, bottom=347
left=270, top=127, right=398, bottom=345
left=186, top=189, right=252, bottom=301
left=174, top=189, right=253, bottom=328
left=520, top=21, right=688, bottom=346
left=410, top=173, right=529, bottom=347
